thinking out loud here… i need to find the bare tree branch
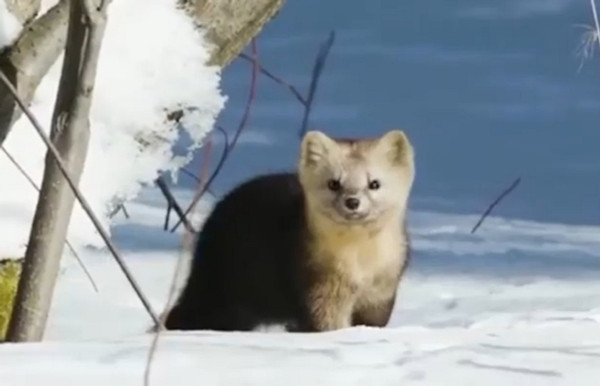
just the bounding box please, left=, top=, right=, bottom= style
left=170, top=31, right=336, bottom=232
left=0, top=146, right=98, bottom=293
left=169, top=127, right=229, bottom=233
left=0, top=146, right=38, bottom=193
left=156, top=177, right=196, bottom=233
left=170, top=38, right=257, bottom=234
left=179, top=167, right=202, bottom=184
left=0, top=0, right=69, bottom=146
left=108, top=203, right=129, bottom=219
left=471, top=177, right=521, bottom=234
left=184, top=0, right=286, bottom=67
left=143, top=231, right=193, bottom=386
left=299, top=30, right=335, bottom=138
left=592, top=0, right=600, bottom=53
left=238, top=52, right=306, bottom=105
left=5, top=0, right=160, bottom=342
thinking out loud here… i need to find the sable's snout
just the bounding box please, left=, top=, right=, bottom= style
left=344, top=197, right=360, bottom=210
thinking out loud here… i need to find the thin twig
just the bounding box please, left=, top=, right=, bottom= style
left=1, top=147, right=39, bottom=189
left=0, top=68, right=162, bottom=328
left=199, top=133, right=214, bottom=187
left=169, top=126, right=230, bottom=233
left=163, top=201, right=172, bottom=231
left=170, top=39, right=259, bottom=233
left=239, top=52, right=307, bottom=105
left=591, top=0, right=600, bottom=52
left=180, top=168, right=201, bottom=184
left=144, top=181, right=199, bottom=386
left=574, top=1, right=600, bottom=71
left=299, top=30, right=336, bottom=138
left=143, top=227, right=193, bottom=386
left=121, top=204, right=130, bottom=219
left=226, top=40, right=259, bottom=153
left=108, top=205, right=120, bottom=219
left=155, top=177, right=196, bottom=233
left=471, top=177, right=521, bottom=234
left=1, top=146, right=99, bottom=293
left=178, top=168, right=216, bottom=197
left=108, top=203, right=130, bottom=219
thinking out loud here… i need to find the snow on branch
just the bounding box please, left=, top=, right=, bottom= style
left=0, top=0, right=226, bottom=258
left=3, top=0, right=167, bottom=342
left=170, top=31, right=336, bottom=232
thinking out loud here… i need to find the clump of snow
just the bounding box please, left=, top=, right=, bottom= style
left=0, top=0, right=226, bottom=256
left=0, top=0, right=22, bottom=49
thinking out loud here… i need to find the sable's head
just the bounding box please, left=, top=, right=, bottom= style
left=298, top=129, right=415, bottom=226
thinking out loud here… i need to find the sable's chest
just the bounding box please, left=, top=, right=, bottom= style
left=315, top=229, right=406, bottom=289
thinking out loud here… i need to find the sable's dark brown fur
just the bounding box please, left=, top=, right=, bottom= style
left=164, top=173, right=411, bottom=332
left=165, top=173, right=316, bottom=331
left=165, top=130, right=415, bottom=332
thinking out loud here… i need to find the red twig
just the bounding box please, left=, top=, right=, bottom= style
left=200, top=135, right=214, bottom=186
left=169, top=37, right=258, bottom=233
left=471, top=177, right=521, bottom=234
left=228, top=40, right=259, bottom=151
left=171, top=31, right=335, bottom=231
left=178, top=126, right=230, bottom=222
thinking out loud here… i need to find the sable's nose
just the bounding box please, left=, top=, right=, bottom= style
left=344, top=197, right=360, bottom=210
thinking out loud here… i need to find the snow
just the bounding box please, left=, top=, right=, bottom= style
left=0, top=0, right=225, bottom=257
left=1, top=187, right=599, bottom=384
left=0, top=0, right=22, bottom=49
left=1, top=0, right=600, bottom=384
left=2, top=324, right=599, bottom=385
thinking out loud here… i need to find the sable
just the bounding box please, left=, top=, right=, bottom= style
left=165, top=129, right=416, bottom=332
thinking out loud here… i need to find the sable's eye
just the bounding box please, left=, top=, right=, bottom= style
left=368, top=180, right=381, bottom=190
left=327, top=179, right=341, bottom=191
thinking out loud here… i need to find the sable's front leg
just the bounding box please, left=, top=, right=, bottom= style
left=352, top=295, right=396, bottom=327
left=307, top=279, right=355, bottom=331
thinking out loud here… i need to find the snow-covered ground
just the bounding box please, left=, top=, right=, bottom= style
left=2, top=0, right=600, bottom=384
left=2, top=187, right=600, bottom=385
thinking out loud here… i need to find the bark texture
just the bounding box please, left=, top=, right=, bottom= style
left=0, top=0, right=69, bottom=146
left=4, top=0, right=40, bottom=24
left=6, top=0, right=111, bottom=342
left=0, top=0, right=286, bottom=147
left=181, top=0, right=286, bottom=67
left=0, top=0, right=287, bottom=341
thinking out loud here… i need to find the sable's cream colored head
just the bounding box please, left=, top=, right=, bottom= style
left=298, top=130, right=415, bottom=226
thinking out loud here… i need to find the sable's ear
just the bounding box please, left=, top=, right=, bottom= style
left=300, top=130, right=338, bottom=167
left=376, top=129, right=414, bottom=166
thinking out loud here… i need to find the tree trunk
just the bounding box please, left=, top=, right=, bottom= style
left=0, top=0, right=69, bottom=146
left=0, top=0, right=287, bottom=340
left=182, top=0, right=286, bottom=67
left=0, top=0, right=286, bottom=147
left=6, top=0, right=111, bottom=342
